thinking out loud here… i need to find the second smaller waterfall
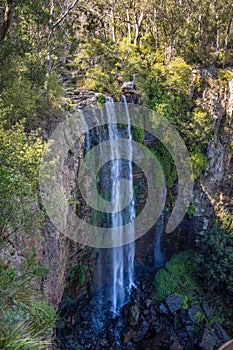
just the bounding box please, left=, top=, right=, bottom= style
left=154, top=212, right=165, bottom=268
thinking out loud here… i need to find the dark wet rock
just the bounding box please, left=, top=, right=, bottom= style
left=199, top=328, right=221, bottom=350
left=145, top=298, right=153, bottom=308
left=129, top=304, right=140, bottom=326
left=202, top=300, right=212, bottom=318
left=213, top=322, right=230, bottom=343
left=131, top=320, right=150, bottom=343
left=170, top=341, right=184, bottom=350
left=123, top=329, right=132, bottom=344
left=176, top=328, right=190, bottom=344
left=180, top=309, right=192, bottom=326
left=186, top=325, right=196, bottom=340
left=166, top=294, right=183, bottom=313
left=141, top=330, right=170, bottom=350
left=188, top=304, right=203, bottom=322
left=159, top=303, right=170, bottom=315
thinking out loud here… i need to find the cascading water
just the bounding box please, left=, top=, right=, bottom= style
left=154, top=211, right=165, bottom=268
left=105, top=96, right=135, bottom=314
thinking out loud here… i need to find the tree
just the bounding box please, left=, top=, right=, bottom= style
left=0, top=121, right=44, bottom=243
left=195, top=224, right=233, bottom=296
left=224, top=5, right=233, bottom=55
left=0, top=0, right=14, bottom=44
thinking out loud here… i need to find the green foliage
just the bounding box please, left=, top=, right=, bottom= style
left=149, top=143, right=177, bottom=188
left=45, top=72, right=65, bottom=106
left=67, top=264, right=87, bottom=288
left=194, top=224, right=233, bottom=296
left=194, top=310, right=205, bottom=323
left=0, top=322, right=49, bottom=350
left=0, top=121, right=44, bottom=237
left=186, top=201, right=196, bottom=218
left=96, top=94, right=106, bottom=106
left=217, top=70, right=233, bottom=86
left=191, top=152, right=207, bottom=179
left=221, top=212, right=233, bottom=235
left=131, top=126, right=144, bottom=143
left=154, top=250, right=197, bottom=302
left=0, top=254, right=49, bottom=306
left=0, top=255, right=57, bottom=349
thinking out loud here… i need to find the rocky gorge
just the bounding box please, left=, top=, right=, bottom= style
left=3, top=65, right=233, bottom=350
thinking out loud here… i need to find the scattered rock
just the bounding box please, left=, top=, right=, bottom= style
left=166, top=294, right=183, bottom=313
left=213, top=322, right=230, bottom=343
left=123, top=329, right=132, bottom=344
left=122, top=81, right=134, bottom=90
left=180, top=309, right=191, bottom=326
left=159, top=303, right=170, bottom=315
left=202, top=300, right=212, bottom=318
left=199, top=328, right=221, bottom=350
left=170, top=341, right=184, bottom=350
left=129, top=304, right=140, bottom=326
left=131, top=320, right=150, bottom=343
left=188, top=304, right=203, bottom=322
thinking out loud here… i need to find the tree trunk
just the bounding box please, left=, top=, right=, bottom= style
left=134, top=12, right=144, bottom=45
left=126, top=8, right=132, bottom=44
left=0, top=0, right=14, bottom=44
left=214, top=9, right=220, bottom=54
left=110, top=9, right=116, bottom=43
left=224, top=5, right=233, bottom=55
left=47, top=0, right=55, bottom=74
left=168, top=31, right=175, bottom=61
left=154, top=7, right=158, bottom=49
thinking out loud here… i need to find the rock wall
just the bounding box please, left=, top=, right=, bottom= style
left=194, top=66, right=233, bottom=227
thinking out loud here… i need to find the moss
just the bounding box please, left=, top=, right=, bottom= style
left=131, top=125, right=144, bottom=143
left=149, top=143, right=177, bottom=188
left=67, top=264, right=88, bottom=288
left=154, top=250, right=197, bottom=302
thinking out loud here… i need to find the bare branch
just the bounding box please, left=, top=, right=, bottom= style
left=52, top=0, right=79, bottom=30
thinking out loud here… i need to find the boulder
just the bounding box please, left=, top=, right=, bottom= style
left=202, top=300, right=212, bottom=318
left=170, top=341, right=184, bottom=350
left=199, top=328, right=221, bottom=350
left=159, top=303, right=170, bottom=315
left=188, top=304, right=203, bottom=323
left=131, top=320, right=150, bottom=343
left=166, top=294, right=183, bottom=313
left=213, top=322, right=230, bottom=344
left=122, top=81, right=135, bottom=90
left=129, top=304, right=140, bottom=326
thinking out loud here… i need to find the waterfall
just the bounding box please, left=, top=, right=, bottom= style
left=154, top=211, right=165, bottom=268
left=83, top=97, right=136, bottom=315
left=105, top=96, right=135, bottom=314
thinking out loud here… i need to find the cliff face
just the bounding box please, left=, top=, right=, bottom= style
left=196, top=67, right=233, bottom=228
left=7, top=67, right=233, bottom=311
left=39, top=70, right=233, bottom=306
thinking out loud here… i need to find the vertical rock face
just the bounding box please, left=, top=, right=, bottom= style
left=40, top=124, right=96, bottom=306
left=6, top=112, right=95, bottom=308
left=196, top=67, right=233, bottom=222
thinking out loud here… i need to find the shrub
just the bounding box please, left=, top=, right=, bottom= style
left=154, top=250, right=197, bottom=301
left=0, top=256, right=57, bottom=349
left=194, top=224, right=233, bottom=295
